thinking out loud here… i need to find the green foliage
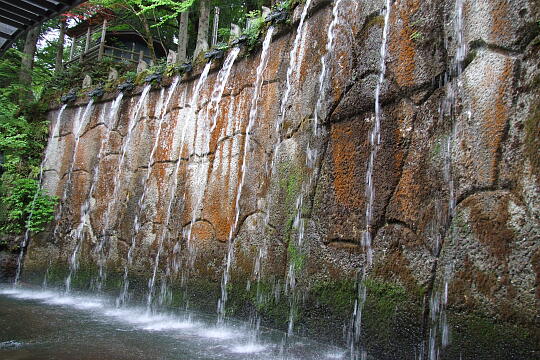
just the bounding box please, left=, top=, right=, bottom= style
left=243, top=10, right=266, bottom=51
left=0, top=50, right=57, bottom=235
left=215, top=42, right=230, bottom=51
left=217, top=28, right=231, bottom=40
left=137, top=0, right=196, bottom=27
left=274, top=0, right=300, bottom=11
left=0, top=178, right=57, bottom=234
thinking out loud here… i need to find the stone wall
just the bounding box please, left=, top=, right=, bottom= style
left=23, top=0, right=540, bottom=358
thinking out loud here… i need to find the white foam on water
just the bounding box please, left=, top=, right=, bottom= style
left=199, top=326, right=237, bottom=340
left=103, top=308, right=169, bottom=325
left=44, top=295, right=104, bottom=310
left=230, top=342, right=267, bottom=354
left=142, top=319, right=195, bottom=331
left=13, top=290, right=56, bottom=300
left=0, top=340, right=24, bottom=349
left=325, top=351, right=346, bottom=359
left=0, top=288, right=22, bottom=296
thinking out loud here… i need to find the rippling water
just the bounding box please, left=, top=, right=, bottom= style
left=0, top=286, right=348, bottom=360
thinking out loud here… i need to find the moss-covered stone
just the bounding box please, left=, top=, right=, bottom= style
left=442, top=313, right=540, bottom=360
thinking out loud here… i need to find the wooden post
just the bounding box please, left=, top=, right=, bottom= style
left=212, top=7, right=220, bottom=47
left=98, top=19, right=107, bottom=61
left=69, top=36, right=76, bottom=61
left=130, top=42, right=136, bottom=61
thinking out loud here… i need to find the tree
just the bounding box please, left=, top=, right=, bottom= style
left=55, top=20, right=67, bottom=74
left=193, top=0, right=210, bottom=58
left=19, top=25, right=41, bottom=101
left=89, top=0, right=161, bottom=62
left=177, top=11, right=189, bottom=64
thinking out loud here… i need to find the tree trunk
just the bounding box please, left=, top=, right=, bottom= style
left=19, top=25, right=41, bottom=101
left=55, top=21, right=67, bottom=74
left=141, top=15, right=157, bottom=63
left=177, top=11, right=189, bottom=64
left=194, top=0, right=210, bottom=59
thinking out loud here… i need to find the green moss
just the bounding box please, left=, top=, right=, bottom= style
left=312, top=279, right=356, bottom=315
left=365, top=15, right=385, bottom=30
left=287, top=241, right=305, bottom=272
left=432, top=140, right=442, bottom=158
left=277, top=160, right=303, bottom=243
left=444, top=313, right=540, bottom=359
left=364, top=278, right=407, bottom=318
left=225, top=279, right=290, bottom=327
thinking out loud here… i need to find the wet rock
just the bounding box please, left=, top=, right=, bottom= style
left=26, top=0, right=540, bottom=355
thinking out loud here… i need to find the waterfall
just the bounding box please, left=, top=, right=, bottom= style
left=68, top=97, right=123, bottom=292
left=93, top=84, right=151, bottom=304
left=61, top=99, right=96, bottom=293
left=278, top=0, right=313, bottom=128
left=113, top=78, right=179, bottom=306
left=426, top=0, right=465, bottom=358
left=118, top=86, right=171, bottom=306
left=264, top=0, right=314, bottom=215
left=146, top=64, right=212, bottom=310
left=14, top=104, right=67, bottom=285
left=351, top=0, right=392, bottom=356
left=217, top=26, right=275, bottom=324
left=94, top=93, right=125, bottom=290
left=284, top=0, right=351, bottom=337
left=209, top=47, right=241, bottom=132
left=156, top=49, right=242, bottom=308
left=314, top=0, right=347, bottom=130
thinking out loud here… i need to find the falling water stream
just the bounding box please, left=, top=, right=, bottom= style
left=158, top=49, right=242, bottom=308
left=94, top=92, right=125, bottom=290
left=115, top=78, right=180, bottom=307
left=278, top=0, right=313, bottom=126
left=218, top=27, right=275, bottom=324
left=58, top=100, right=95, bottom=293
left=93, top=84, right=152, bottom=305
left=284, top=0, right=353, bottom=338
left=146, top=64, right=212, bottom=310
left=14, top=104, right=67, bottom=284
left=350, top=0, right=392, bottom=357
left=426, top=0, right=466, bottom=358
